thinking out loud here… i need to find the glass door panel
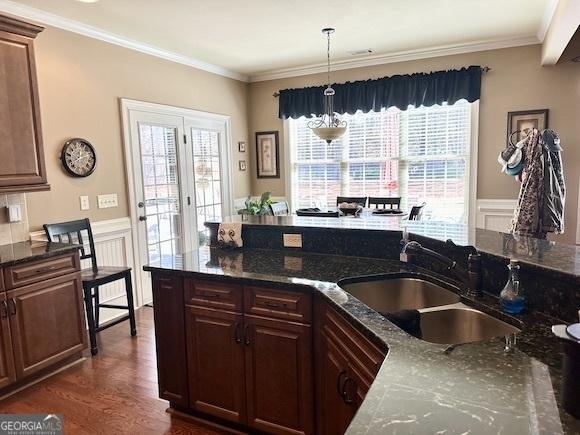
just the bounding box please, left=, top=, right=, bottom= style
left=138, top=123, right=183, bottom=266
left=190, top=128, right=223, bottom=245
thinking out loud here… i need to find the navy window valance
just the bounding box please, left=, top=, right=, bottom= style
left=278, top=65, right=482, bottom=119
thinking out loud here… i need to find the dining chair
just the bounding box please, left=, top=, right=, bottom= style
left=336, top=196, right=368, bottom=207
left=270, top=201, right=290, bottom=216
left=408, top=203, right=427, bottom=221
left=368, top=197, right=401, bottom=209
left=43, top=218, right=136, bottom=356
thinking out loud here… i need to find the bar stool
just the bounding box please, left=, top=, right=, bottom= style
left=43, top=218, right=136, bottom=356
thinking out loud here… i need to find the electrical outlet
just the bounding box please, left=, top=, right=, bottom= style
left=98, top=193, right=118, bottom=209
left=80, top=195, right=90, bottom=211
left=283, top=233, right=302, bottom=248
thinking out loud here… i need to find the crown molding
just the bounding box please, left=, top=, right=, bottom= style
left=537, top=0, right=559, bottom=42
left=0, top=0, right=248, bottom=82
left=249, top=35, right=540, bottom=82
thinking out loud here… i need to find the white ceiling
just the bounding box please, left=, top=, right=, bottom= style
left=3, top=0, right=555, bottom=81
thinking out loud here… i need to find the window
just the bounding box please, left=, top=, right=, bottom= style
left=287, top=100, right=474, bottom=222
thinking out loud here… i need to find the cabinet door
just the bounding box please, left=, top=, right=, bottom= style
left=317, top=330, right=355, bottom=435
left=0, top=22, right=48, bottom=192
left=186, top=305, right=245, bottom=424
left=152, top=275, right=188, bottom=406
left=0, top=293, right=16, bottom=389
left=7, top=273, right=86, bottom=378
left=244, top=315, right=313, bottom=435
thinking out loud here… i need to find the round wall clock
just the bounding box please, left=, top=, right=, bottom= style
left=61, top=138, right=97, bottom=177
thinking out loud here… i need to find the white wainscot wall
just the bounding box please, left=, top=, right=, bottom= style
left=475, top=199, right=517, bottom=233
left=31, top=217, right=137, bottom=326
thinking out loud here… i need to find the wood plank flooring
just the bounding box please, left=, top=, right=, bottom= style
left=0, top=307, right=219, bottom=434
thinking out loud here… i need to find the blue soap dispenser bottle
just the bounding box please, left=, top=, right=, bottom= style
left=500, top=259, right=524, bottom=314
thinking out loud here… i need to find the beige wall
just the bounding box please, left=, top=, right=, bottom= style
left=26, top=27, right=251, bottom=231
left=248, top=44, right=580, bottom=244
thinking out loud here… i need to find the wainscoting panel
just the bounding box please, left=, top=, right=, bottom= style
left=476, top=199, right=517, bottom=233
left=30, top=217, right=137, bottom=326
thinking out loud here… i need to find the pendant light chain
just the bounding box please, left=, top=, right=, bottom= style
left=307, top=28, right=347, bottom=144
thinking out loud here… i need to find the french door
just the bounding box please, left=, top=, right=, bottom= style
left=123, top=100, right=232, bottom=305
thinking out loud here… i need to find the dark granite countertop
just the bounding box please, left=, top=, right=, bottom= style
left=208, top=215, right=580, bottom=279
left=145, top=246, right=580, bottom=435
left=0, top=241, right=81, bottom=267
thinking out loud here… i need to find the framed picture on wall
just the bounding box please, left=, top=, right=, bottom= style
left=507, top=109, right=549, bottom=144
left=255, top=131, right=280, bottom=178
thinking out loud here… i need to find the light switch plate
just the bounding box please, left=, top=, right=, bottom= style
left=98, top=193, right=118, bottom=209
left=283, top=233, right=302, bottom=248
left=80, top=195, right=90, bottom=211
left=7, top=205, right=21, bottom=223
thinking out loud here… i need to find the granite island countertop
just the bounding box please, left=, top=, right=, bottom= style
left=0, top=240, right=81, bottom=267
left=208, top=215, right=580, bottom=279
left=145, top=246, right=580, bottom=435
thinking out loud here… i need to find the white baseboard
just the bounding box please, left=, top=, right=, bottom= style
left=476, top=199, right=517, bottom=233
left=30, top=217, right=137, bottom=325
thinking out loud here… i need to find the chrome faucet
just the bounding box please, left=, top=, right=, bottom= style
left=401, top=238, right=482, bottom=297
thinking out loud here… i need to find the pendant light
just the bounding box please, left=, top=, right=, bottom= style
left=308, top=28, right=347, bottom=144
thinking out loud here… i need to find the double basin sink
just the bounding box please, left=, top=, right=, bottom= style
left=340, top=277, right=519, bottom=346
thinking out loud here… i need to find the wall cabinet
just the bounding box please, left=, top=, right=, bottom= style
left=0, top=252, right=86, bottom=395
left=0, top=15, right=49, bottom=193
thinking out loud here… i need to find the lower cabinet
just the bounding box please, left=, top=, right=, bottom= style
left=315, top=300, right=387, bottom=435
left=244, top=315, right=313, bottom=434
left=186, top=305, right=245, bottom=424
left=7, top=273, right=87, bottom=378
left=184, top=280, right=314, bottom=435
left=0, top=292, right=16, bottom=389
left=152, top=276, right=387, bottom=435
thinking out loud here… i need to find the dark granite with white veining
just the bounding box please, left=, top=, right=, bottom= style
left=145, top=246, right=580, bottom=435
left=0, top=241, right=80, bottom=267
left=205, top=217, right=580, bottom=323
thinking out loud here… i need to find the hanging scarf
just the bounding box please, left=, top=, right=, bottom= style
left=511, top=129, right=545, bottom=238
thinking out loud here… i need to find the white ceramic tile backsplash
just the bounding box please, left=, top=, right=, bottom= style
left=0, top=193, right=30, bottom=245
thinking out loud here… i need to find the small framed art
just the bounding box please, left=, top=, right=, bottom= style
left=255, top=131, right=280, bottom=178
left=239, top=160, right=246, bottom=171
left=238, top=141, right=246, bottom=152
left=507, top=109, right=549, bottom=143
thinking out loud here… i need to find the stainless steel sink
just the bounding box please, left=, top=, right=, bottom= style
left=418, top=307, right=519, bottom=345
left=340, top=277, right=460, bottom=312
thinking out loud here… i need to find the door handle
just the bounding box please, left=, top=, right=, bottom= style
left=336, top=369, right=347, bottom=397
left=0, top=301, right=7, bottom=318
left=244, top=324, right=251, bottom=346
left=7, top=299, right=16, bottom=316
left=138, top=201, right=145, bottom=208
left=342, top=377, right=354, bottom=405
left=139, top=216, right=147, bottom=221
left=233, top=322, right=242, bottom=344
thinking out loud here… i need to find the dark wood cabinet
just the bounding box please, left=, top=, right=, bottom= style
left=0, top=292, right=16, bottom=389
left=244, top=314, right=313, bottom=435
left=186, top=305, right=245, bottom=424
left=7, top=273, right=86, bottom=378
left=152, top=275, right=188, bottom=407
left=0, top=15, right=49, bottom=193
left=315, top=299, right=387, bottom=435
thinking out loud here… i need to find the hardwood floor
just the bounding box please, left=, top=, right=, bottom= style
left=0, top=307, right=219, bottom=434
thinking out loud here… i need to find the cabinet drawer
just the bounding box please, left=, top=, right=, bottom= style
left=4, top=253, right=80, bottom=290
left=322, top=305, right=386, bottom=383
left=244, top=286, right=311, bottom=324
left=185, top=279, right=242, bottom=312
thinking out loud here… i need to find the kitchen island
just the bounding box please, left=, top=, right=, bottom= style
left=145, top=218, right=580, bottom=434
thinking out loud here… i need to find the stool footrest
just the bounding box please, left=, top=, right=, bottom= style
left=98, top=304, right=129, bottom=310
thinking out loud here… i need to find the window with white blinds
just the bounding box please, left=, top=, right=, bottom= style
left=287, top=100, right=473, bottom=222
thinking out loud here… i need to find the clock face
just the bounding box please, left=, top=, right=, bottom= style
left=61, top=138, right=96, bottom=177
